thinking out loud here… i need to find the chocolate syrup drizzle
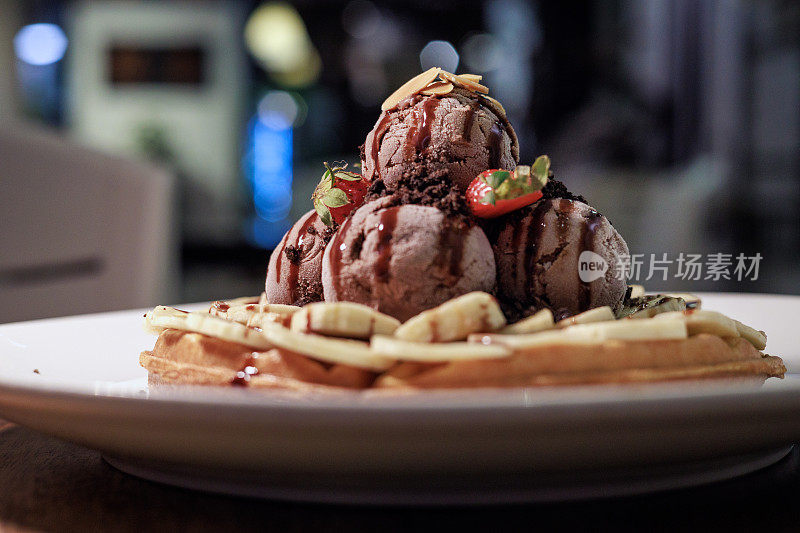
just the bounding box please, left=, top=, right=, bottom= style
left=368, top=112, right=394, bottom=181
left=435, top=219, right=465, bottom=283
left=368, top=97, right=442, bottom=181
left=328, top=215, right=354, bottom=297
left=411, top=98, right=440, bottom=151
left=487, top=121, right=505, bottom=169
left=278, top=214, right=317, bottom=301
left=521, top=201, right=551, bottom=303
left=462, top=99, right=480, bottom=142
left=515, top=200, right=603, bottom=314
left=577, top=208, right=602, bottom=310
left=374, top=207, right=399, bottom=283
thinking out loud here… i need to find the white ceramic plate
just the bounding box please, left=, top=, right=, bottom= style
left=1, top=293, right=799, bottom=504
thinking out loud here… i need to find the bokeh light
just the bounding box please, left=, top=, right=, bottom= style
left=419, top=40, right=459, bottom=73
left=462, top=33, right=503, bottom=72
left=257, top=90, right=305, bottom=130
left=13, top=23, right=68, bottom=66
left=244, top=2, right=321, bottom=87
left=342, top=0, right=381, bottom=39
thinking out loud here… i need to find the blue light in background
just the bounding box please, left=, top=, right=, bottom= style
left=244, top=93, right=295, bottom=249
left=13, top=23, right=68, bottom=66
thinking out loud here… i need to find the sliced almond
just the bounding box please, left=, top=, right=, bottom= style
left=459, top=73, right=483, bottom=82
left=440, top=71, right=489, bottom=94
left=381, top=67, right=441, bottom=111
left=420, top=81, right=454, bottom=96
left=500, top=309, right=554, bottom=334
left=481, top=94, right=506, bottom=116
left=370, top=335, right=510, bottom=362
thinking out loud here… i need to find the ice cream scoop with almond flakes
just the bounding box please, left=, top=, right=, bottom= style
left=361, top=68, right=519, bottom=193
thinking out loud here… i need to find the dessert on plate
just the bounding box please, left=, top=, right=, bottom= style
left=140, top=68, right=786, bottom=391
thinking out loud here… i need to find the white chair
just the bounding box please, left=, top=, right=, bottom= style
left=0, top=122, right=178, bottom=323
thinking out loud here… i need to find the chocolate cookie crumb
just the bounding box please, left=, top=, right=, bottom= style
left=294, top=277, right=324, bottom=306
left=363, top=159, right=471, bottom=220
left=541, top=179, right=587, bottom=204
left=284, top=245, right=301, bottom=264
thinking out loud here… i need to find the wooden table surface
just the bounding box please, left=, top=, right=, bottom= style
left=1, top=419, right=799, bottom=532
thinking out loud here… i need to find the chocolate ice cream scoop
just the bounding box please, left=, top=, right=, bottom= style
left=361, top=88, right=519, bottom=192
left=265, top=210, right=332, bottom=306
left=322, top=198, right=497, bottom=321
left=493, top=199, right=629, bottom=319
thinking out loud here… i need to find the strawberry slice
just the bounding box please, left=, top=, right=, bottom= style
left=312, top=162, right=369, bottom=227
left=467, top=155, right=551, bottom=218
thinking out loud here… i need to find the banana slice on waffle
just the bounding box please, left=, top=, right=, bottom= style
left=499, top=309, right=554, bottom=334
left=556, top=306, right=615, bottom=328
left=290, top=302, right=400, bottom=339
left=654, top=310, right=739, bottom=338
left=211, top=303, right=300, bottom=328
left=145, top=306, right=394, bottom=371
left=209, top=295, right=262, bottom=312
left=371, top=335, right=510, bottom=362
left=734, top=320, right=767, bottom=351
left=393, top=292, right=506, bottom=342
left=258, top=323, right=395, bottom=371
left=472, top=318, right=688, bottom=350
left=145, top=306, right=273, bottom=350
left=654, top=310, right=766, bottom=350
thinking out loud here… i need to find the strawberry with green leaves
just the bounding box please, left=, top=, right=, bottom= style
left=312, top=162, right=369, bottom=227
left=466, top=155, right=551, bottom=218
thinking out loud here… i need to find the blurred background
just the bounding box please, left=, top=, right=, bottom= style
left=1, top=0, right=798, bottom=323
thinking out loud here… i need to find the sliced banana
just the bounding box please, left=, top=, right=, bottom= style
left=500, top=309, right=554, bottom=334
left=290, top=302, right=400, bottom=339
left=556, top=306, right=615, bottom=328
left=621, top=296, right=686, bottom=319
left=258, top=322, right=394, bottom=371
left=208, top=295, right=263, bottom=313
left=472, top=318, right=687, bottom=350
left=629, top=285, right=646, bottom=298
left=211, top=303, right=299, bottom=325
left=145, top=306, right=273, bottom=350
left=734, top=320, right=767, bottom=350
left=654, top=310, right=739, bottom=338
left=370, top=335, right=510, bottom=362
left=394, top=292, right=506, bottom=343
left=146, top=306, right=393, bottom=371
